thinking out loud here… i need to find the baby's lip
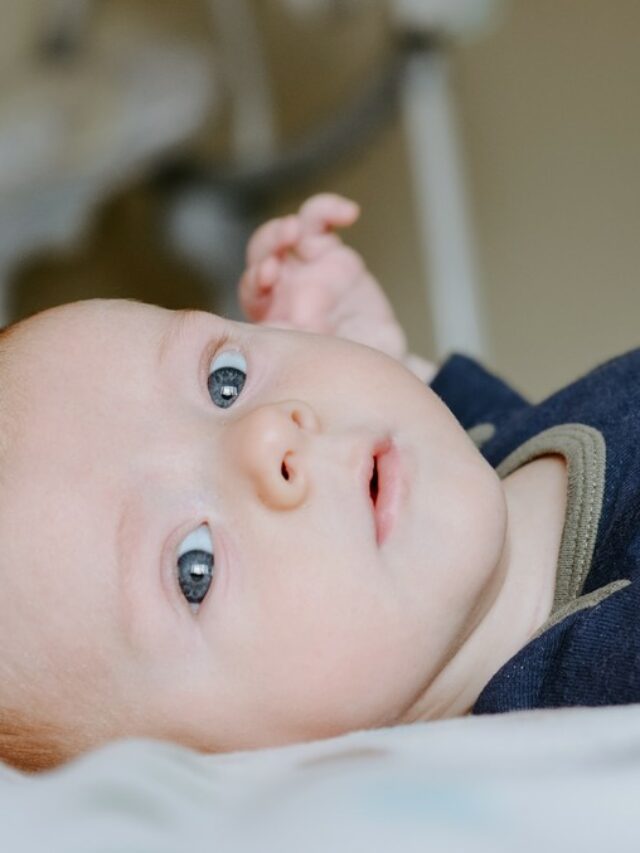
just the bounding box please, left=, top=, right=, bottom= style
left=364, top=437, right=404, bottom=546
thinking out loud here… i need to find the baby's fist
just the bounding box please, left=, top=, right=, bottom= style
left=239, top=193, right=407, bottom=361
left=239, top=194, right=359, bottom=324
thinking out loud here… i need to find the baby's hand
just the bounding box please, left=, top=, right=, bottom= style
left=239, top=193, right=408, bottom=361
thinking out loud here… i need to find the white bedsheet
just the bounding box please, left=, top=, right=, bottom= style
left=2, top=704, right=640, bottom=852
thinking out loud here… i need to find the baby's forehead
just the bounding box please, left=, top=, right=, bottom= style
left=22, top=299, right=169, bottom=339
left=0, top=301, right=184, bottom=499
left=9, top=300, right=176, bottom=377
left=0, top=301, right=176, bottom=433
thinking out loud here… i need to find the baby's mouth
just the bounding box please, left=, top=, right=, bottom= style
left=369, top=457, right=379, bottom=505
left=368, top=439, right=403, bottom=546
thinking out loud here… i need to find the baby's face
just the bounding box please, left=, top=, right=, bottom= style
left=0, top=300, right=505, bottom=755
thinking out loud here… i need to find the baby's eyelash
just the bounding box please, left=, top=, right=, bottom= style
left=201, top=329, right=234, bottom=391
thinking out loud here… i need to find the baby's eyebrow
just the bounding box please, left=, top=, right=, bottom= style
left=156, top=309, right=203, bottom=370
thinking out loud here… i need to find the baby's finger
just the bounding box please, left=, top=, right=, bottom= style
left=298, top=193, right=360, bottom=234
left=247, top=215, right=300, bottom=266
left=256, top=255, right=281, bottom=289
left=296, top=231, right=343, bottom=261
left=238, top=266, right=259, bottom=318
left=239, top=262, right=277, bottom=320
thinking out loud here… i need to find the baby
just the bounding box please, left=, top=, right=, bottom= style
left=0, top=194, right=637, bottom=773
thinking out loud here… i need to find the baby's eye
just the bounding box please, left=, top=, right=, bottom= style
left=177, top=524, right=214, bottom=613
left=208, top=350, right=247, bottom=409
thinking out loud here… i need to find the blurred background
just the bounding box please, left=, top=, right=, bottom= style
left=1, top=0, right=639, bottom=399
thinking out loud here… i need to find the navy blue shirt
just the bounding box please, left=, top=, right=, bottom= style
left=430, top=351, right=640, bottom=712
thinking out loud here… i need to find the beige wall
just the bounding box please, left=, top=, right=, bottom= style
left=454, top=0, right=640, bottom=399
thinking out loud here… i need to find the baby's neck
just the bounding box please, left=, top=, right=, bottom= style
left=405, top=454, right=568, bottom=721
left=485, top=454, right=568, bottom=668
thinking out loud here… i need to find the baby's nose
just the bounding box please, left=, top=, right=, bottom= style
left=232, top=400, right=320, bottom=509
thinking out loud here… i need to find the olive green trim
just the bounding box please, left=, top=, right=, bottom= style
left=532, top=579, right=631, bottom=640
left=467, top=422, right=496, bottom=449
left=496, top=424, right=606, bottom=613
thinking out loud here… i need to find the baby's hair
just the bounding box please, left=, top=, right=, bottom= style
left=0, top=708, right=73, bottom=773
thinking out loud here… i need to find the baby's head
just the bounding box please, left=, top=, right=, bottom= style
left=0, top=299, right=506, bottom=771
